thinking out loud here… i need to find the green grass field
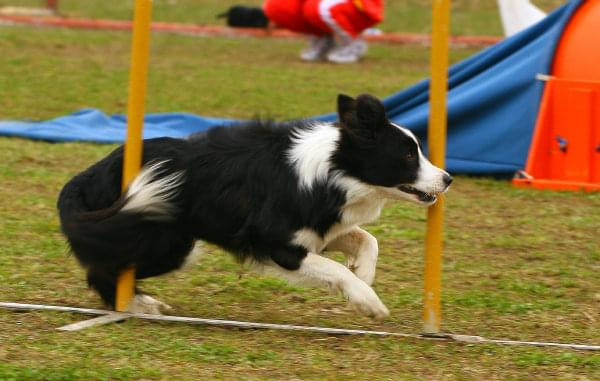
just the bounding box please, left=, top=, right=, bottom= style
left=1, top=2, right=599, bottom=380
left=6, top=0, right=564, bottom=35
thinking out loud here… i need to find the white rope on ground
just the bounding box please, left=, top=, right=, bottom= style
left=2, top=302, right=599, bottom=351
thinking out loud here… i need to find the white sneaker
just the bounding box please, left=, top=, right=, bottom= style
left=326, top=38, right=368, bottom=64
left=300, top=36, right=334, bottom=61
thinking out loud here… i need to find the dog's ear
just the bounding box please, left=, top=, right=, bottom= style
left=356, top=94, right=386, bottom=128
left=337, top=94, right=385, bottom=140
left=337, top=94, right=356, bottom=125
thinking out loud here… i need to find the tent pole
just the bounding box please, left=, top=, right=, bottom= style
left=115, top=0, right=153, bottom=312
left=423, top=0, right=451, bottom=335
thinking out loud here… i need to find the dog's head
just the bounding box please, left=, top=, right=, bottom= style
left=335, top=94, right=452, bottom=205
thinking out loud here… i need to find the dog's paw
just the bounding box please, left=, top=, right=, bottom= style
left=346, top=231, right=378, bottom=286
left=127, top=294, right=172, bottom=315
left=347, top=257, right=376, bottom=286
left=343, top=281, right=389, bottom=320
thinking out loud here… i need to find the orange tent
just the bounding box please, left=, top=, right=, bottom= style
left=513, top=0, right=600, bottom=191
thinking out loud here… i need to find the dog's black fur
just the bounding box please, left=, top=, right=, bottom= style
left=58, top=94, right=449, bottom=311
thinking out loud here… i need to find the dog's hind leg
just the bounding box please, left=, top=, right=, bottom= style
left=85, top=232, right=196, bottom=314
left=128, top=231, right=197, bottom=314
left=257, top=252, right=389, bottom=320
left=325, top=227, right=378, bottom=286
left=86, top=267, right=170, bottom=314
left=127, top=294, right=172, bottom=315
left=128, top=239, right=204, bottom=315
left=181, top=240, right=204, bottom=270
left=86, top=267, right=119, bottom=309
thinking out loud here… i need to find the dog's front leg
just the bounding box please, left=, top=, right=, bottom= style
left=325, top=227, right=378, bottom=286
left=257, top=253, right=389, bottom=320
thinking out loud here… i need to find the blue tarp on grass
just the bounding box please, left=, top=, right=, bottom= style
left=0, top=0, right=583, bottom=174
left=0, top=109, right=235, bottom=143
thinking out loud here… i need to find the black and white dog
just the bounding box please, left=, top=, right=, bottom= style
left=58, top=94, right=452, bottom=319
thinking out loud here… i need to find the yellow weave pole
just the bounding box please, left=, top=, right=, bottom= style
left=115, top=0, right=153, bottom=312
left=423, top=0, right=451, bottom=334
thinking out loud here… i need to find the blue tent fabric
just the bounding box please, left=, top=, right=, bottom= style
left=0, top=0, right=583, bottom=174
left=317, top=0, right=584, bottom=174
left=0, top=108, right=236, bottom=144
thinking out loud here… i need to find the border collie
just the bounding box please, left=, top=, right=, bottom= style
left=58, top=94, right=452, bottom=319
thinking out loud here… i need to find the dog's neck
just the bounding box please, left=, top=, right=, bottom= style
left=337, top=175, right=386, bottom=226
left=287, top=122, right=340, bottom=190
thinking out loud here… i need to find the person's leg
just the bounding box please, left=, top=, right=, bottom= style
left=263, top=0, right=324, bottom=35
left=306, top=0, right=382, bottom=63
left=302, top=0, right=335, bottom=34
left=293, top=0, right=336, bottom=61
left=325, top=0, right=379, bottom=38
left=326, top=1, right=375, bottom=63
left=265, top=0, right=335, bottom=61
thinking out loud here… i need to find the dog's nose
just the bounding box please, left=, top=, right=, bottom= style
left=443, top=174, right=453, bottom=187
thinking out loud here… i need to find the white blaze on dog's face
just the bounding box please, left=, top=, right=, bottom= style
left=387, top=123, right=452, bottom=205
left=335, top=94, right=452, bottom=206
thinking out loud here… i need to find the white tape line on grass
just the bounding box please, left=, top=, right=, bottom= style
left=1, top=301, right=420, bottom=338
left=57, top=313, right=130, bottom=331
left=2, top=302, right=599, bottom=351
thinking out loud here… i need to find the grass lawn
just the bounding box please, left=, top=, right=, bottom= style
left=6, top=0, right=564, bottom=35
left=1, top=5, right=600, bottom=381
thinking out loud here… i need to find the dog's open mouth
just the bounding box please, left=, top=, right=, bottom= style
left=397, top=185, right=437, bottom=203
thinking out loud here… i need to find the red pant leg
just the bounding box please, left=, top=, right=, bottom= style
left=330, top=1, right=380, bottom=37
left=302, top=0, right=382, bottom=38
left=263, top=0, right=326, bottom=35
left=301, top=0, right=332, bottom=34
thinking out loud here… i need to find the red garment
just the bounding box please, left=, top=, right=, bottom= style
left=264, top=0, right=383, bottom=38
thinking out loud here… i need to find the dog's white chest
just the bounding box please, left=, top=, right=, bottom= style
left=292, top=196, right=385, bottom=253
left=340, top=196, right=385, bottom=227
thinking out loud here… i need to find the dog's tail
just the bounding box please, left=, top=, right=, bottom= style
left=57, top=161, right=184, bottom=268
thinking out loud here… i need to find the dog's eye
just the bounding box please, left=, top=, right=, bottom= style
left=406, top=152, right=417, bottom=161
